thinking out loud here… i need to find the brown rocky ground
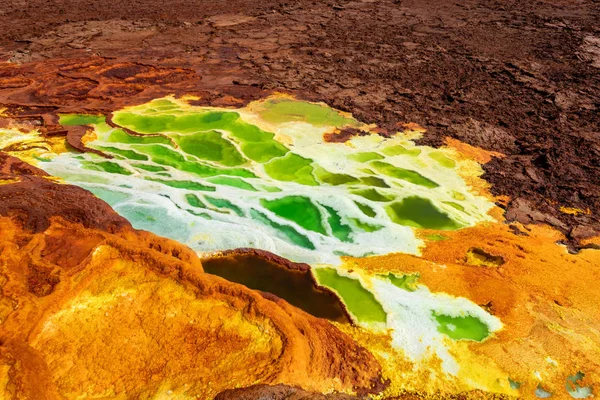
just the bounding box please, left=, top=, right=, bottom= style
left=214, top=384, right=512, bottom=399
left=0, top=0, right=599, bottom=244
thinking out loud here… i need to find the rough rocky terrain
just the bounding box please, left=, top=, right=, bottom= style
left=0, top=0, right=599, bottom=243
left=0, top=156, right=386, bottom=399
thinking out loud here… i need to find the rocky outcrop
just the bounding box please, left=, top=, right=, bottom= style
left=0, top=156, right=385, bottom=398
left=214, top=384, right=361, bottom=400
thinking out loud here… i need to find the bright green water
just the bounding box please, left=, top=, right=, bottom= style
left=95, top=146, right=149, bottom=161
left=115, top=109, right=290, bottom=164
left=146, top=178, right=215, bottom=191
left=206, top=176, right=257, bottom=191
left=46, top=104, right=489, bottom=263
left=185, top=193, right=207, bottom=208
left=250, top=209, right=315, bottom=250
left=261, top=196, right=326, bottom=235
left=434, top=313, right=490, bottom=341
left=205, top=196, right=245, bottom=216
left=45, top=102, right=490, bottom=269
left=128, top=143, right=255, bottom=178
left=355, top=201, right=377, bottom=217
left=348, top=218, right=383, bottom=233
left=258, top=98, right=358, bottom=127
left=385, top=273, right=420, bottom=292
left=314, top=268, right=387, bottom=323
left=105, top=129, right=172, bottom=145
left=371, top=161, right=439, bottom=188
left=321, top=205, right=353, bottom=242
left=382, top=145, right=421, bottom=157
left=59, top=114, right=106, bottom=126
left=263, top=153, right=319, bottom=185
left=351, top=188, right=395, bottom=202
left=359, top=176, right=390, bottom=188
left=386, top=196, right=461, bottom=230
left=82, top=161, right=132, bottom=175
left=313, top=167, right=359, bottom=185
left=350, top=152, right=384, bottom=163
left=429, top=151, right=456, bottom=168
left=172, top=131, right=246, bottom=166
left=132, top=163, right=167, bottom=172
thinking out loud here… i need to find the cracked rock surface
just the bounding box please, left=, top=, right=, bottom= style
left=0, top=0, right=599, bottom=240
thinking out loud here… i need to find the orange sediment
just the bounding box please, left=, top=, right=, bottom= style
left=349, top=222, right=600, bottom=396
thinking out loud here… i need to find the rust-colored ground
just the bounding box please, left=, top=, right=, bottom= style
left=0, top=158, right=385, bottom=399
left=0, top=0, right=599, bottom=241
left=351, top=222, right=600, bottom=396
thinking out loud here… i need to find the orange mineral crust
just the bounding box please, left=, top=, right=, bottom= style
left=0, top=162, right=385, bottom=398
left=350, top=223, right=600, bottom=395
left=0, top=216, right=385, bottom=399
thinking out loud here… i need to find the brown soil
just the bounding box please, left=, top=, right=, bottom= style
left=0, top=158, right=131, bottom=234
left=213, top=384, right=513, bottom=400
left=214, top=384, right=361, bottom=399
left=0, top=0, right=599, bottom=242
